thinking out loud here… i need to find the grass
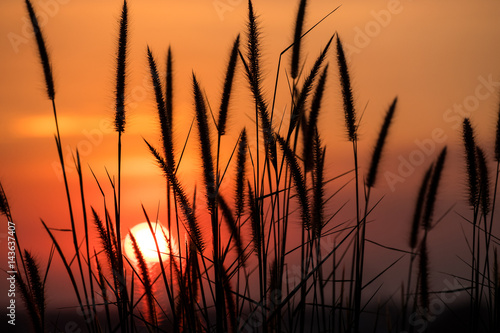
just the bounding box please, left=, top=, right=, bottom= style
left=2, top=0, right=500, bottom=332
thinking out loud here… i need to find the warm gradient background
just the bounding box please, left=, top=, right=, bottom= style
left=1, top=0, right=500, bottom=317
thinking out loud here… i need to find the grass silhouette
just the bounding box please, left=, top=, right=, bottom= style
left=2, top=0, right=500, bottom=332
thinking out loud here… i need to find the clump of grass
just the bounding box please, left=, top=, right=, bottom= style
left=13, top=1, right=500, bottom=332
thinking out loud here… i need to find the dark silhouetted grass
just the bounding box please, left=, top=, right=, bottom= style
left=8, top=1, right=500, bottom=333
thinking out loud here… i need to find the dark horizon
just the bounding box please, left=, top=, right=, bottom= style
left=1, top=0, right=500, bottom=332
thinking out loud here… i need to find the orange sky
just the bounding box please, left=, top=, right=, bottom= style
left=1, top=0, right=500, bottom=309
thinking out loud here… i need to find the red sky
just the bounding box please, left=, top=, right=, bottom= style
left=1, top=0, right=500, bottom=310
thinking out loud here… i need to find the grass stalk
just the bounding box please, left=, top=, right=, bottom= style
left=463, top=118, right=480, bottom=332
left=336, top=34, right=361, bottom=332
left=25, top=0, right=94, bottom=327
left=41, top=219, right=91, bottom=331
left=115, top=0, right=128, bottom=322
left=355, top=98, right=397, bottom=331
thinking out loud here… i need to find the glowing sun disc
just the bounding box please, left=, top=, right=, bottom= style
left=124, top=222, right=170, bottom=263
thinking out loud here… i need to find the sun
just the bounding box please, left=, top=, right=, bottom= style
left=124, top=222, right=171, bottom=263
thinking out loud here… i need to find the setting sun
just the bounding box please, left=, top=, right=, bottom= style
left=124, top=222, right=171, bottom=263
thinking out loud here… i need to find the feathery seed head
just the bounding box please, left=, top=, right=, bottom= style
left=366, top=97, right=397, bottom=188
left=336, top=35, right=357, bottom=142
left=476, top=146, right=491, bottom=216
left=114, top=0, right=128, bottom=133
left=291, top=0, right=307, bottom=80
left=462, top=118, right=478, bottom=207
left=25, top=0, right=55, bottom=100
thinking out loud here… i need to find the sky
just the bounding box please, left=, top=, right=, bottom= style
left=1, top=0, right=500, bottom=317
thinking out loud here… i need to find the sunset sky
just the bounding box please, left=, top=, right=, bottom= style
left=1, top=0, right=500, bottom=312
